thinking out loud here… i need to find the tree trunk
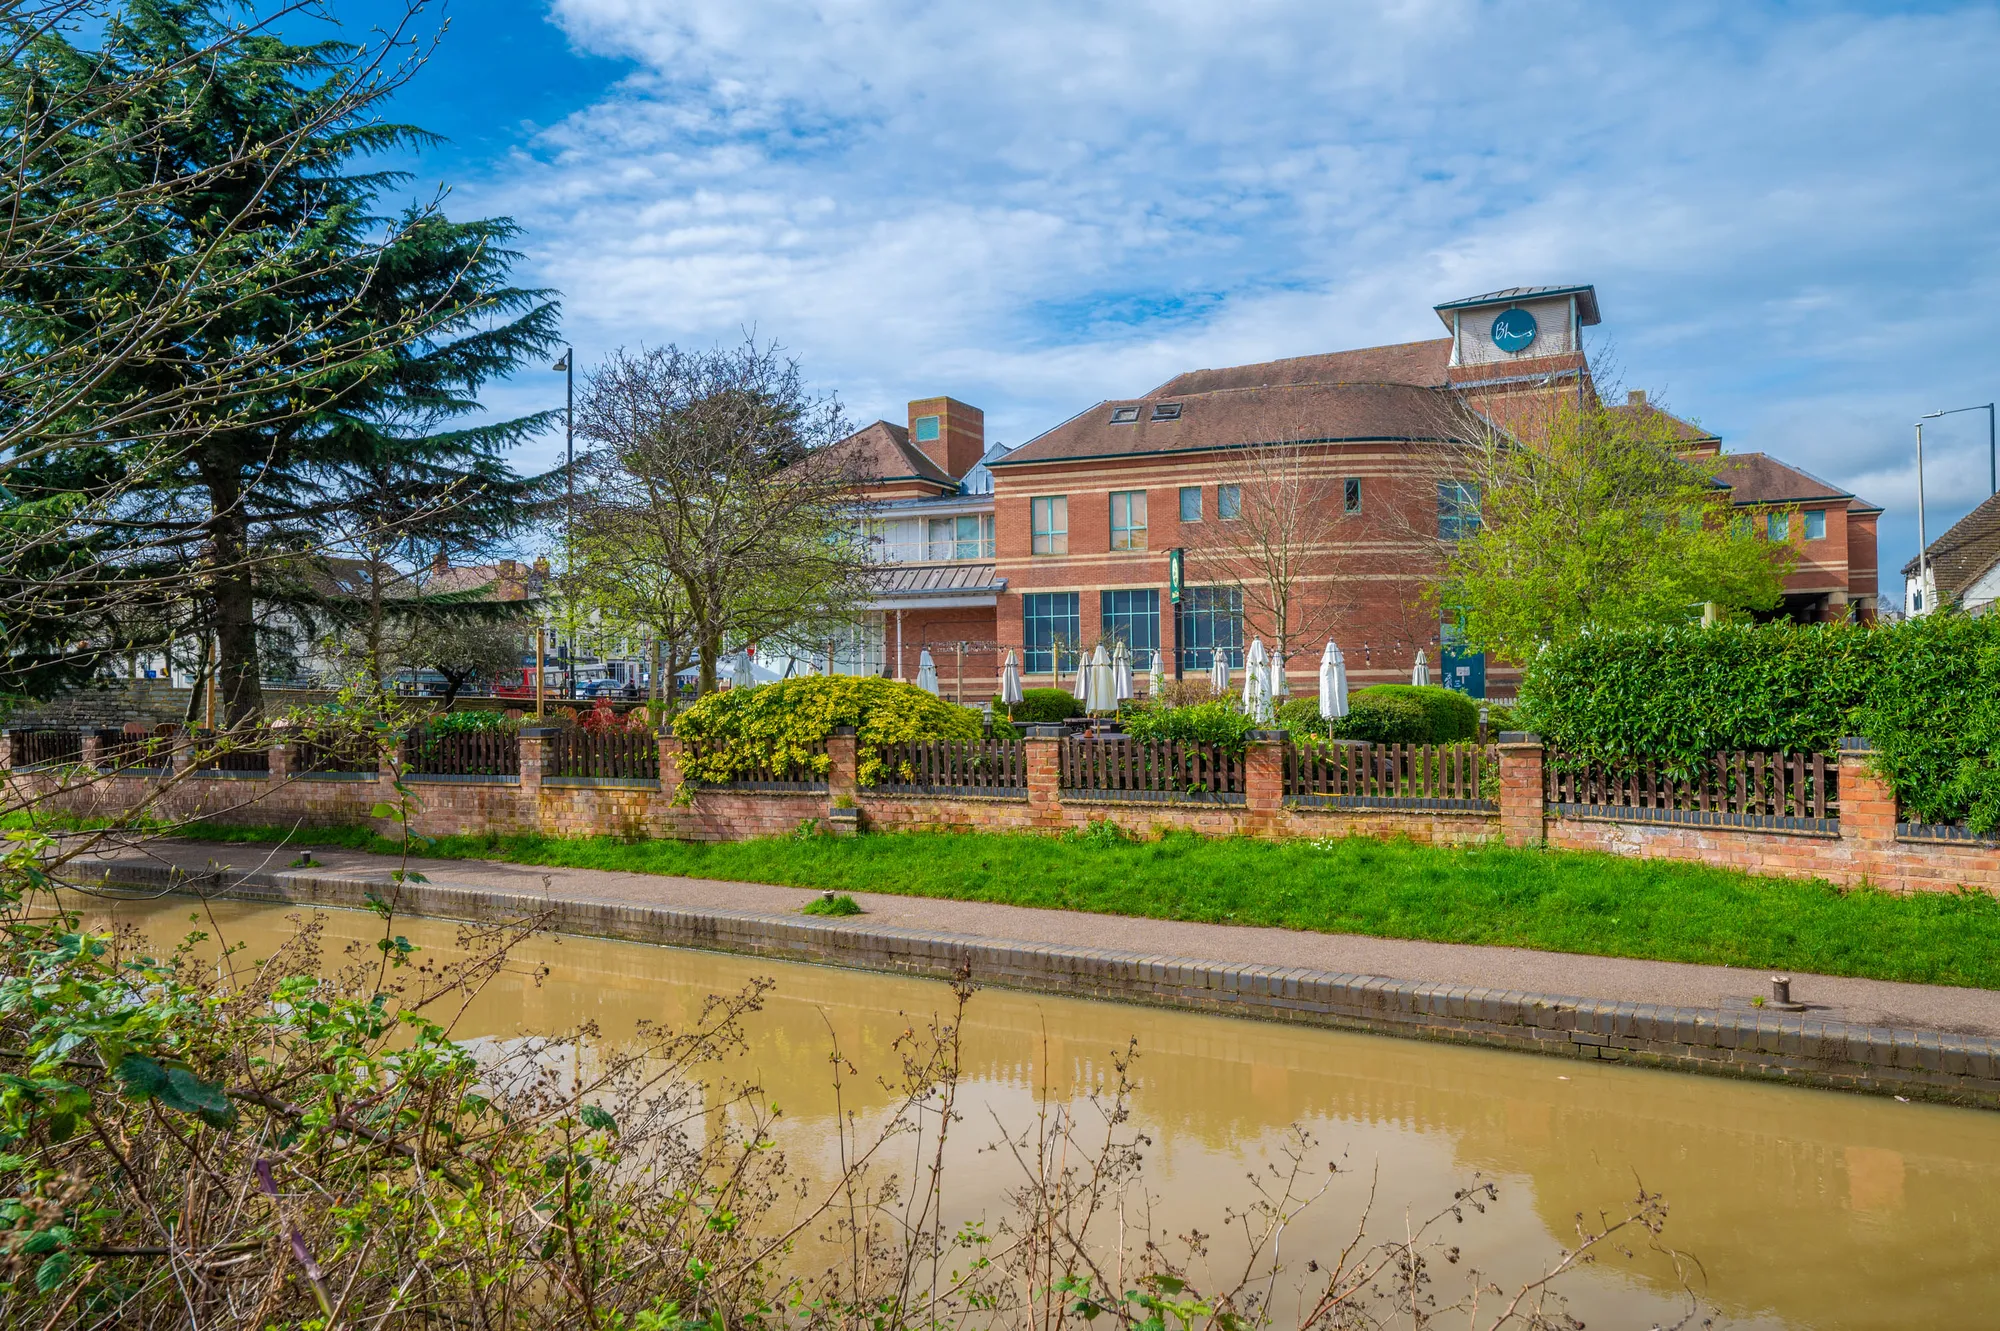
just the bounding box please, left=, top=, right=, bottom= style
left=697, top=627, right=722, bottom=695
left=200, top=461, right=265, bottom=725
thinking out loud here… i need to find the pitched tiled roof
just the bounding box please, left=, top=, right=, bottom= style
left=997, top=381, right=1469, bottom=467
left=1148, top=339, right=1452, bottom=397
left=1607, top=400, right=1720, bottom=446
left=871, top=563, right=1004, bottom=597
left=830, top=420, right=954, bottom=487
left=1900, top=492, right=2000, bottom=595
left=1712, top=453, right=1880, bottom=512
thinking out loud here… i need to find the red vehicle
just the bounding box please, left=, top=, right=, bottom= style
left=490, top=665, right=568, bottom=699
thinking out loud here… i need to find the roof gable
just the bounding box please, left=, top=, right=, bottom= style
left=828, top=420, right=955, bottom=488
left=1902, top=491, right=2000, bottom=594
left=1147, top=339, right=1453, bottom=397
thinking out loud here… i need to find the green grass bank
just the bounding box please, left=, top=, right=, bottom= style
left=62, top=816, right=2000, bottom=991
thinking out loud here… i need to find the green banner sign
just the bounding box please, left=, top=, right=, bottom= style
left=1168, top=547, right=1184, bottom=604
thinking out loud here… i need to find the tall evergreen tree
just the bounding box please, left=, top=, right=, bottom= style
left=0, top=1, right=558, bottom=720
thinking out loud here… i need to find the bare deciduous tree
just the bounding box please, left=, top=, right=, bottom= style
left=572, top=340, right=876, bottom=694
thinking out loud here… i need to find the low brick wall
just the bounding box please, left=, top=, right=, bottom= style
left=86, top=858, right=2000, bottom=1111
left=11, top=728, right=2000, bottom=895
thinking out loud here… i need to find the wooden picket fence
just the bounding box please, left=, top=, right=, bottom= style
left=1545, top=750, right=1837, bottom=821
left=548, top=728, right=659, bottom=781
left=97, top=728, right=173, bottom=771
left=1285, top=742, right=1495, bottom=806
left=1059, top=738, right=1243, bottom=800
left=872, top=739, right=1027, bottom=793
left=8, top=729, right=81, bottom=768
left=190, top=729, right=269, bottom=774
left=405, top=727, right=521, bottom=778
left=293, top=730, right=378, bottom=775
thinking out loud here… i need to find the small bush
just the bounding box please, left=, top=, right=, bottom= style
left=1335, top=692, right=1431, bottom=744
left=1009, top=687, right=1081, bottom=724
left=1275, top=695, right=1330, bottom=735
left=801, top=891, right=863, bottom=915
left=1353, top=685, right=1480, bottom=743
left=1121, top=699, right=1257, bottom=753
left=673, top=676, right=980, bottom=786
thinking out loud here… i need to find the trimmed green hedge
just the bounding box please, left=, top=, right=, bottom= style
left=1121, top=699, right=1257, bottom=752
left=1519, top=616, right=2000, bottom=831
left=672, top=677, right=980, bottom=786
left=1354, top=685, right=1479, bottom=743
left=1274, top=686, right=1478, bottom=745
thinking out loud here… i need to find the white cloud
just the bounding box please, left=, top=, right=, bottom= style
left=461, top=0, right=2000, bottom=577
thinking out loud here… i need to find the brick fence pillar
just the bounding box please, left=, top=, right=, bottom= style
left=657, top=726, right=684, bottom=792
left=825, top=726, right=859, bottom=804
left=0, top=729, right=11, bottom=771
left=1497, top=731, right=1546, bottom=848
left=520, top=727, right=557, bottom=833
left=78, top=727, right=102, bottom=771
left=1838, top=736, right=1900, bottom=890
left=168, top=725, right=192, bottom=777
left=375, top=731, right=409, bottom=833
left=268, top=732, right=294, bottom=782
left=1024, top=727, right=1064, bottom=826
left=1244, top=731, right=1286, bottom=836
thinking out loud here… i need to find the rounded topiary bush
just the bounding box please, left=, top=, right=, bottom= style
left=1353, top=685, right=1480, bottom=743
left=1336, top=691, right=1432, bottom=744
left=672, top=676, right=980, bottom=786
left=1008, top=686, right=1082, bottom=725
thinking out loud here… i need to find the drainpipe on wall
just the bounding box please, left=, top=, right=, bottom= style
left=895, top=610, right=904, bottom=680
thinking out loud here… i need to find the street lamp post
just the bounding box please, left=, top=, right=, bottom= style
left=1921, top=403, right=1998, bottom=497
left=554, top=348, right=574, bottom=698
left=1914, top=419, right=1932, bottom=616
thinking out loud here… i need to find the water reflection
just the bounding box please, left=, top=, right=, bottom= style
left=84, top=893, right=2000, bottom=1330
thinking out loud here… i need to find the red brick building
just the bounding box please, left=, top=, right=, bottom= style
left=827, top=284, right=1881, bottom=700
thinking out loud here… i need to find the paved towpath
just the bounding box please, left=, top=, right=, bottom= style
left=75, top=835, right=2000, bottom=1039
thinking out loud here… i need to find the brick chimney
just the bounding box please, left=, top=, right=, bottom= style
left=907, top=397, right=985, bottom=480
left=1627, top=389, right=1647, bottom=407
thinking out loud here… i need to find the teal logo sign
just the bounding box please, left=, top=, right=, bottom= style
left=1490, top=308, right=1538, bottom=353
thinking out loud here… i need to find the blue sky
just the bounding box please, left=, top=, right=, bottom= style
left=331, top=0, right=1999, bottom=597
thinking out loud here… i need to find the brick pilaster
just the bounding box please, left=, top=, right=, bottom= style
left=268, top=733, right=294, bottom=782
left=519, top=727, right=557, bottom=832
left=657, top=726, right=684, bottom=791
left=1838, top=736, right=1899, bottom=887
left=1244, top=732, right=1286, bottom=836
left=78, top=727, right=102, bottom=771
left=1497, top=732, right=1546, bottom=848
left=1023, top=728, right=1064, bottom=825
left=825, top=726, right=859, bottom=805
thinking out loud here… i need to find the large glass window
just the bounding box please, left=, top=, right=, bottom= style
left=1109, top=490, right=1148, bottom=550
left=1023, top=592, right=1081, bottom=674
left=1218, top=484, right=1242, bottom=520
left=1804, top=509, right=1826, bottom=541
left=1031, top=496, right=1068, bottom=555
left=1174, top=587, right=1244, bottom=672
left=1179, top=486, right=1202, bottom=522
left=1768, top=511, right=1791, bottom=541
left=926, top=514, right=995, bottom=559
left=1438, top=481, right=1480, bottom=540
left=1100, top=589, right=1160, bottom=659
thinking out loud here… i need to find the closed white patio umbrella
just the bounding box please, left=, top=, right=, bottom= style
left=1112, top=641, right=1134, bottom=704
left=1138, top=649, right=1157, bottom=699
left=729, top=652, right=756, bottom=690
left=1243, top=638, right=1272, bottom=723
left=1085, top=643, right=1118, bottom=714
left=1071, top=651, right=1089, bottom=701
left=999, top=649, right=1024, bottom=708
left=1208, top=651, right=1231, bottom=695
left=1411, top=650, right=1430, bottom=686
left=1270, top=649, right=1291, bottom=702
left=1318, top=641, right=1349, bottom=722
left=915, top=648, right=940, bottom=695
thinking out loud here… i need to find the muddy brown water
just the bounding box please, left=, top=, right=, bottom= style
left=78, top=892, right=2000, bottom=1330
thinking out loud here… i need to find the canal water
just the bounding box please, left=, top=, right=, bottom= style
left=83, top=893, right=2000, bottom=1330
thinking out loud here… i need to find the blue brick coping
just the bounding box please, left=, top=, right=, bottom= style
left=84, top=860, right=2000, bottom=1112
left=1550, top=802, right=1838, bottom=837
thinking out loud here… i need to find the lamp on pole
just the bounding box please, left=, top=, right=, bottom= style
left=1920, top=403, right=1998, bottom=497
left=554, top=348, right=574, bottom=698
left=1914, top=419, right=1932, bottom=616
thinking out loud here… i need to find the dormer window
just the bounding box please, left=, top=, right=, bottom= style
left=1151, top=403, right=1182, bottom=421
left=1109, top=406, right=1140, bottom=424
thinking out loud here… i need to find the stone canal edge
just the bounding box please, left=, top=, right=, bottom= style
left=90, top=859, right=2000, bottom=1111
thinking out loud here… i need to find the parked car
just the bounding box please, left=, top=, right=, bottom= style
left=581, top=677, right=639, bottom=700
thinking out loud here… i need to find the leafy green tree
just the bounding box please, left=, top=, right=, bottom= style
left=0, top=1, right=558, bottom=721
left=1429, top=399, right=1791, bottom=662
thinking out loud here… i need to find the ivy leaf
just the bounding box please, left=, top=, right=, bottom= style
left=114, top=1055, right=236, bottom=1127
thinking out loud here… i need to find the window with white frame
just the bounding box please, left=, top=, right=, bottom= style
left=1109, top=490, right=1148, bottom=550
left=1031, top=496, right=1068, bottom=555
